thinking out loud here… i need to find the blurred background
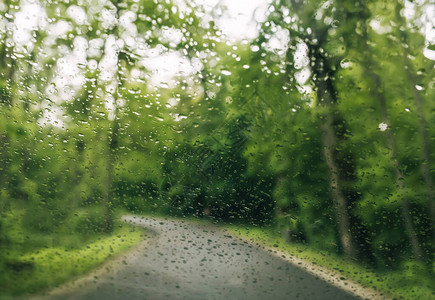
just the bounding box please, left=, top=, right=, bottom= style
left=0, top=0, right=434, bottom=298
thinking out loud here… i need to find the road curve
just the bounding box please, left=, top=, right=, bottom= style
left=33, top=215, right=358, bottom=300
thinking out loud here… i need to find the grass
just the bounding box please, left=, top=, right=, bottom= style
left=0, top=222, right=145, bottom=299
left=225, top=225, right=435, bottom=300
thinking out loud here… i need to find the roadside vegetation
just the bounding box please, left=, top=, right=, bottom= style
left=226, top=225, right=435, bottom=300
left=0, top=211, right=145, bottom=298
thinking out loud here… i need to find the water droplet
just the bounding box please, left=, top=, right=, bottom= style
left=250, top=45, right=260, bottom=52
left=221, top=70, right=231, bottom=76
left=160, top=82, right=169, bottom=89
left=378, top=123, right=388, bottom=131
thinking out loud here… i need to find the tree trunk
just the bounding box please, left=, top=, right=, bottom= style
left=320, top=110, right=356, bottom=258
left=310, top=45, right=357, bottom=259
left=359, top=34, right=424, bottom=260
left=0, top=19, right=16, bottom=248
left=318, top=107, right=357, bottom=259
left=393, top=3, right=435, bottom=244
left=0, top=132, right=10, bottom=246
left=103, top=119, right=117, bottom=233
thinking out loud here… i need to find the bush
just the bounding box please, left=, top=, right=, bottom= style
left=71, top=208, right=106, bottom=235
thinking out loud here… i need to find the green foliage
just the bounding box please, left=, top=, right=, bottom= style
left=0, top=222, right=144, bottom=297
left=227, top=225, right=435, bottom=300
left=0, top=0, right=433, bottom=297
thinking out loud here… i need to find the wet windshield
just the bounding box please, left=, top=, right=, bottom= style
left=0, top=0, right=434, bottom=299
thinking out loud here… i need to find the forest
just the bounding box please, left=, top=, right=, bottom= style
left=0, top=0, right=434, bottom=298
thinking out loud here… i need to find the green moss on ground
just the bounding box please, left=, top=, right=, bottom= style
left=0, top=223, right=145, bottom=299
left=225, top=226, right=434, bottom=300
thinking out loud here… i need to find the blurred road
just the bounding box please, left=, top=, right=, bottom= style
left=33, top=216, right=357, bottom=300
